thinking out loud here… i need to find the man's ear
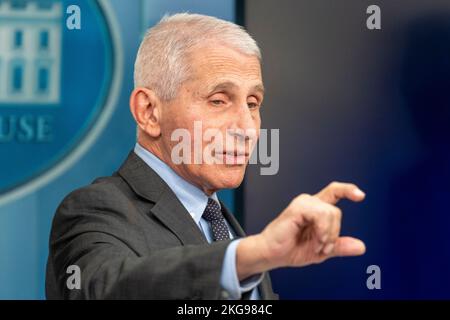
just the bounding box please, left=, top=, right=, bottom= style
left=129, top=87, right=161, bottom=138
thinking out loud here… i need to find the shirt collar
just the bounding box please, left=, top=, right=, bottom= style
left=134, top=143, right=220, bottom=225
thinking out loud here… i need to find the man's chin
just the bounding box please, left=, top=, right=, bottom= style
left=209, top=172, right=245, bottom=190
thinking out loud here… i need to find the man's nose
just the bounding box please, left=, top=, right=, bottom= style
left=228, top=103, right=258, bottom=141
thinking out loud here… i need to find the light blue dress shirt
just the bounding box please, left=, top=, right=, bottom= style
left=134, top=143, right=262, bottom=299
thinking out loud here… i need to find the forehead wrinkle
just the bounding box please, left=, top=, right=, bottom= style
left=206, top=81, right=265, bottom=97
left=201, top=66, right=262, bottom=89
left=186, top=46, right=262, bottom=98
left=208, top=81, right=238, bottom=93
left=195, top=50, right=261, bottom=76
left=201, top=62, right=260, bottom=80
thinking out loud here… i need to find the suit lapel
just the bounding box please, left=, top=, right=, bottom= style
left=118, top=151, right=207, bottom=246
left=151, top=188, right=208, bottom=245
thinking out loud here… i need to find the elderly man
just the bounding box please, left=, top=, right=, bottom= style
left=46, top=13, right=366, bottom=300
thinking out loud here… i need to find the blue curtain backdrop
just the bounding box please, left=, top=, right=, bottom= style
left=0, top=0, right=236, bottom=300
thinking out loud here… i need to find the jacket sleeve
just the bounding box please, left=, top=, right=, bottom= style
left=47, top=185, right=232, bottom=300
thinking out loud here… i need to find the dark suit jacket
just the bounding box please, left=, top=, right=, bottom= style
left=46, top=151, right=278, bottom=300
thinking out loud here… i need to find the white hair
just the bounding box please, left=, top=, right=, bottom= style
left=134, top=13, right=261, bottom=101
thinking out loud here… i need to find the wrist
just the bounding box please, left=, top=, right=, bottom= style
left=236, top=234, right=273, bottom=281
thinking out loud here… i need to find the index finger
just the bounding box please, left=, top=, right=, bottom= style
left=315, top=181, right=365, bottom=205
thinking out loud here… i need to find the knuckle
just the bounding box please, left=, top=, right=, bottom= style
left=316, top=209, right=327, bottom=220
left=320, top=211, right=333, bottom=226
left=334, top=207, right=342, bottom=220
left=294, top=193, right=311, bottom=204
left=323, top=209, right=333, bottom=219
left=329, top=181, right=340, bottom=189
left=316, top=220, right=328, bottom=233
left=322, top=205, right=336, bottom=217
left=299, top=193, right=311, bottom=200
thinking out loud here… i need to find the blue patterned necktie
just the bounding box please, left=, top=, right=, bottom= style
left=202, top=198, right=231, bottom=241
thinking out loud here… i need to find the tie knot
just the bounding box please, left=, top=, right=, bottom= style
left=202, top=198, right=223, bottom=222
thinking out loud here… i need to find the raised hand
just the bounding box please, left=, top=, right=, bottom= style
left=237, top=182, right=366, bottom=280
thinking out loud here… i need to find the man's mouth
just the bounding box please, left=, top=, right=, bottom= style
left=215, top=150, right=249, bottom=165
left=224, top=150, right=248, bottom=156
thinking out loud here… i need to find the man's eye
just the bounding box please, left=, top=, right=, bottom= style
left=211, top=100, right=225, bottom=106
left=248, top=102, right=259, bottom=109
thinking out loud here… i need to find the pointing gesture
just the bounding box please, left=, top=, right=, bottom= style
left=237, top=182, right=366, bottom=280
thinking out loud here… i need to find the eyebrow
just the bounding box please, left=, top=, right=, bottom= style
left=208, top=81, right=265, bottom=96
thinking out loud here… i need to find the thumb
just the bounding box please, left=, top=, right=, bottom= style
left=331, top=237, right=366, bottom=257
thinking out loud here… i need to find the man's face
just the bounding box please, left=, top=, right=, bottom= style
left=159, top=44, right=263, bottom=194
